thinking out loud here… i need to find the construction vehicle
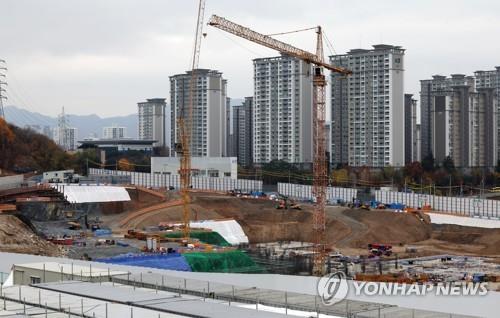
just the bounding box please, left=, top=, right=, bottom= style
left=275, top=195, right=301, bottom=210
left=404, top=207, right=431, bottom=224
left=67, top=221, right=81, bottom=230
left=368, top=243, right=393, bottom=257
left=360, top=203, right=370, bottom=211
left=348, top=199, right=370, bottom=210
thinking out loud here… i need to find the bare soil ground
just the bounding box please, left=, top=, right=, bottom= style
left=102, top=191, right=500, bottom=259
left=0, top=215, right=64, bottom=256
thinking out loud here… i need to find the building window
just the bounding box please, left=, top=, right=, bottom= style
left=30, top=276, right=41, bottom=284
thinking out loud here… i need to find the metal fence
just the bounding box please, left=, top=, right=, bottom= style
left=278, top=182, right=500, bottom=219
left=277, top=182, right=357, bottom=203
left=89, top=168, right=263, bottom=192
left=374, top=190, right=500, bottom=219
left=112, top=272, right=476, bottom=318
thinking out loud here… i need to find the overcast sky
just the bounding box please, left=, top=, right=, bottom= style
left=1, top=0, right=499, bottom=117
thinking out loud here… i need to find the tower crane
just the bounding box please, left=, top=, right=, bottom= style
left=208, top=15, right=351, bottom=275
left=177, top=0, right=206, bottom=240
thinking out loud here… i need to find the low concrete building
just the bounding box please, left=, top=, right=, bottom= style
left=0, top=175, right=24, bottom=190
left=42, top=170, right=77, bottom=183
left=151, top=157, right=237, bottom=179
left=11, top=262, right=127, bottom=285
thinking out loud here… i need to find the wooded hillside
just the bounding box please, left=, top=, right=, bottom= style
left=0, top=119, right=74, bottom=174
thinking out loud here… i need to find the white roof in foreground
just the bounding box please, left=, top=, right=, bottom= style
left=0, top=252, right=498, bottom=317
left=2, top=285, right=184, bottom=318
left=35, top=281, right=289, bottom=318
left=51, top=184, right=131, bottom=203
left=14, top=262, right=128, bottom=277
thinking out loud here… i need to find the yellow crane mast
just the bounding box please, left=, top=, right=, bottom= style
left=208, top=15, right=351, bottom=275
left=177, top=0, right=206, bottom=240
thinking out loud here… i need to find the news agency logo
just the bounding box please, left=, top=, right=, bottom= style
left=317, top=272, right=489, bottom=306
left=316, top=271, right=349, bottom=305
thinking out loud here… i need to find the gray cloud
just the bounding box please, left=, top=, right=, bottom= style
left=1, top=0, right=499, bottom=117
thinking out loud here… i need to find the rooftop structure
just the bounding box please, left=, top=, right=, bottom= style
left=78, top=138, right=157, bottom=152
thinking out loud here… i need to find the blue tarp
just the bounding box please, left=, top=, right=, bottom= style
left=96, top=253, right=192, bottom=271
left=94, top=229, right=112, bottom=236
left=387, top=203, right=405, bottom=210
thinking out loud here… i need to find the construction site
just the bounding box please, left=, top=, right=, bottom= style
left=1, top=181, right=500, bottom=282
left=0, top=180, right=500, bottom=317
left=0, top=1, right=499, bottom=317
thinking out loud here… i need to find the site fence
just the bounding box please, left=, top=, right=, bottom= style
left=89, top=168, right=263, bottom=192
left=278, top=182, right=500, bottom=219
left=277, top=182, right=358, bottom=203
left=0, top=175, right=24, bottom=191
left=374, top=190, right=500, bottom=219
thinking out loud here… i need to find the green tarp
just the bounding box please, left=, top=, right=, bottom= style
left=183, top=250, right=264, bottom=273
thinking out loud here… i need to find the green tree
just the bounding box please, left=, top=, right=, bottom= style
left=404, top=161, right=423, bottom=182
left=421, top=153, right=436, bottom=172
left=442, top=156, right=456, bottom=174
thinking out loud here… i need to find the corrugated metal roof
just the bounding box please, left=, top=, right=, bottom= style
left=35, top=281, right=289, bottom=318
left=51, top=184, right=130, bottom=203
left=14, top=262, right=128, bottom=277
left=0, top=253, right=496, bottom=318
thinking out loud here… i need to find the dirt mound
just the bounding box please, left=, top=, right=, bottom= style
left=341, top=209, right=433, bottom=248
left=0, top=215, right=64, bottom=256
left=432, top=224, right=500, bottom=255
left=105, top=191, right=500, bottom=258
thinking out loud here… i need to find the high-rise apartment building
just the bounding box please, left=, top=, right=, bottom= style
left=226, top=97, right=233, bottom=157
left=103, top=125, right=126, bottom=140
left=404, top=94, right=418, bottom=163
left=170, top=69, right=227, bottom=157
left=232, top=97, right=253, bottom=167
left=420, top=75, right=470, bottom=161
left=469, top=89, right=497, bottom=167
left=475, top=67, right=500, bottom=164
left=138, top=98, right=166, bottom=147
left=253, top=55, right=313, bottom=164
left=330, top=55, right=349, bottom=166
left=421, top=73, right=497, bottom=167
left=330, top=45, right=405, bottom=167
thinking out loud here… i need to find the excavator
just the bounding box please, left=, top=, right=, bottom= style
left=275, top=195, right=302, bottom=210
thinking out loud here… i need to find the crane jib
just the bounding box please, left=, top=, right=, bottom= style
left=208, top=14, right=351, bottom=75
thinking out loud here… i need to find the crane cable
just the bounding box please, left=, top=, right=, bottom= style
left=266, top=26, right=317, bottom=37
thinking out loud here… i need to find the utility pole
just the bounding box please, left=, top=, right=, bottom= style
left=0, top=59, right=7, bottom=120
left=449, top=175, right=452, bottom=197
